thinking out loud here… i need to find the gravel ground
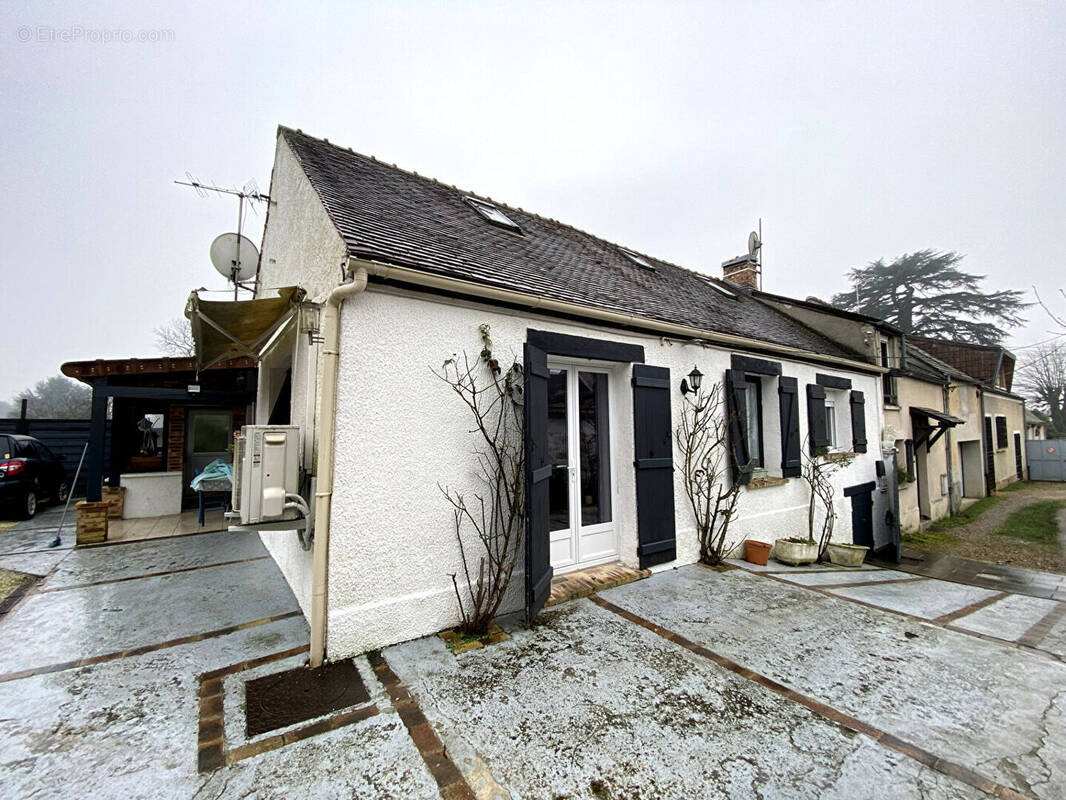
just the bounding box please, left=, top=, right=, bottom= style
left=909, top=482, right=1066, bottom=574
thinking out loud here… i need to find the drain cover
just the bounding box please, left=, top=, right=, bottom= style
left=245, top=659, right=369, bottom=737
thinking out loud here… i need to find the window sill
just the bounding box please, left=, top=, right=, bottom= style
left=883, top=403, right=900, bottom=410
left=746, top=476, right=789, bottom=490
left=824, top=451, right=855, bottom=462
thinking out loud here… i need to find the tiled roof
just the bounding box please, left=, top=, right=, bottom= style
left=280, top=128, right=861, bottom=362
left=908, top=337, right=1011, bottom=389
left=905, top=344, right=979, bottom=385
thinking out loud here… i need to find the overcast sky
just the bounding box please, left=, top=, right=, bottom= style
left=2, top=0, right=1064, bottom=400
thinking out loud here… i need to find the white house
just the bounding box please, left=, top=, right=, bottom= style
left=208, top=127, right=894, bottom=664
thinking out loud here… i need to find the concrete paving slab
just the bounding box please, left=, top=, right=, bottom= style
left=894, top=549, right=1066, bottom=600
left=386, top=599, right=984, bottom=800
left=0, top=613, right=439, bottom=800
left=950, top=594, right=1061, bottom=642
left=0, top=558, right=299, bottom=677
left=0, top=549, right=70, bottom=577
left=825, top=577, right=1002, bottom=619
left=725, top=557, right=879, bottom=573
left=42, top=530, right=267, bottom=589
left=0, top=526, right=75, bottom=555
left=775, top=570, right=921, bottom=587
left=602, top=566, right=1066, bottom=800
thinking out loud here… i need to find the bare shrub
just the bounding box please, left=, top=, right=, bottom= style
left=675, top=380, right=746, bottom=565
left=435, top=325, right=524, bottom=635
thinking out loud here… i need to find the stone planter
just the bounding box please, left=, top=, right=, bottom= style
left=773, top=539, right=818, bottom=566
left=826, top=543, right=869, bottom=568
left=744, top=539, right=772, bottom=566
left=101, top=486, right=126, bottom=519
left=75, top=501, right=109, bottom=545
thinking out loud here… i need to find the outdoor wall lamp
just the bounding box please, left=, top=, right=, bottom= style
left=680, top=365, right=704, bottom=396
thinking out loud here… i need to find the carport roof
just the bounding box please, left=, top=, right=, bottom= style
left=62, top=356, right=256, bottom=383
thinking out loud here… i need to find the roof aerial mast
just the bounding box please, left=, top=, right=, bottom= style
left=175, top=173, right=270, bottom=300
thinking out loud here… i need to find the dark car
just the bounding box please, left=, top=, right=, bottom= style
left=0, top=434, right=70, bottom=519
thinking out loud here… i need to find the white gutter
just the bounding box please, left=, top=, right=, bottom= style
left=348, top=257, right=887, bottom=375
left=309, top=266, right=368, bottom=668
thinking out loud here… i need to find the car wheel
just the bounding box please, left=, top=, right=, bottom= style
left=21, top=490, right=38, bottom=519
left=55, top=482, right=70, bottom=504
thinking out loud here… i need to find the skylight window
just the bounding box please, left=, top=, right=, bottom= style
left=464, top=197, right=521, bottom=232
left=701, top=275, right=737, bottom=298
left=620, top=249, right=656, bottom=271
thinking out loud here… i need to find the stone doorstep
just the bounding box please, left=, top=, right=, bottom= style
left=546, top=562, right=652, bottom=608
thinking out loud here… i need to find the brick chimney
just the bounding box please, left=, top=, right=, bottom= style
left=721, top=254, right=759, bottom=289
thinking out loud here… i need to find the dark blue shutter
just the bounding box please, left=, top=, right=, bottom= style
left=523, top=343, right=553, bottom=622
left=779, top=377, right=801, bottom=477
left=725, top=369, right=752, bottom=485
left=849, top=390, right=867, bottom=453
left=806, top=383, right=829, bottom=455
left=632, top=365, right=676, bottom=568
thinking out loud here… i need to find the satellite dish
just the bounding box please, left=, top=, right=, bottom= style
left=747, top=231, right=761, bottom=257
left=210, top=232, right=259, bottom=282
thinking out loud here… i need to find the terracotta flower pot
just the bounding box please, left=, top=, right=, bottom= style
left=773, top=538, right=818, bottom=566
left=826, top=543, right=870, bottom=568
left=745, top=539, right=772, bottom=566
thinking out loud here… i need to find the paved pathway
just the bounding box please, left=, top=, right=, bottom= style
left=887, top=548, right=1066, bottom=601
left=2, top=524, right=1064, bottom=799
left=0, top=529, right=439, bottom=800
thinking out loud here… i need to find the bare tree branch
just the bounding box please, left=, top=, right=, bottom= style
left=434, top=324, right=525, bottom=636
left=674, top=381, right=746, bottom=565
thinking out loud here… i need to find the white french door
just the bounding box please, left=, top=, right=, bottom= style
left=546, top=363, right=616, bottom=572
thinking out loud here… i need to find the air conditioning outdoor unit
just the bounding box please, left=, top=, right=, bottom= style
left=231, top=425, right=301, bottom=526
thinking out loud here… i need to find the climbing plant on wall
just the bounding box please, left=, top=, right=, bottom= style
left=675, top=379, right=746, bottom=565
left=435, top=324, right=525, bottom=635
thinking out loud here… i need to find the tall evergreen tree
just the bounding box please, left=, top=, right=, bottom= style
left=831, top=249, right=1028, bottom=345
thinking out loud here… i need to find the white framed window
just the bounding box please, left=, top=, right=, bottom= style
left=825, top=395, right=838, bottom=450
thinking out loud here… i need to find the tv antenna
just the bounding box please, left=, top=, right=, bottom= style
left=175, top=173, right=271, bottom=299
left=747, top=218, right=763, bottom=290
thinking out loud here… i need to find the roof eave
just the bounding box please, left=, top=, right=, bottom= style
left=349, top=256, right=887, bottom=375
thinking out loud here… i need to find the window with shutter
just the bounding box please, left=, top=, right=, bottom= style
left=725, top=370, right=752, bottom=484
left=806, top=383, right=829, bottom=455
left=995, top=416, right=1008, bottom=450
left=849, top=390, right=867, bottom=453
left=778, top=378, right=801, bottom=477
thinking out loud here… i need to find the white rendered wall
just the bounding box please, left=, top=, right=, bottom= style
left=324, top=287, right=884, bottom=658
left=253, top=132, right=347, bottom=618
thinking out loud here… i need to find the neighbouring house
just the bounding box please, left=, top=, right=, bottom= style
left=1026, top=409, right=1048, bottom=440
left=887, top=344, right=975, bottom=530
left=206, top=127, right=894, bottom=663
left=60, top=357, right=257, bottom=521
left=908, top=337, right=1027, bottom=492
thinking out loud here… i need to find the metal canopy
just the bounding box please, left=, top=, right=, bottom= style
left=910, top=406, right=966, bottom=452
left=186, top=286, right=304, bottom=371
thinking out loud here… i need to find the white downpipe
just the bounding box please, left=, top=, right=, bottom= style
left=310, top=267, right=368, bottom=667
